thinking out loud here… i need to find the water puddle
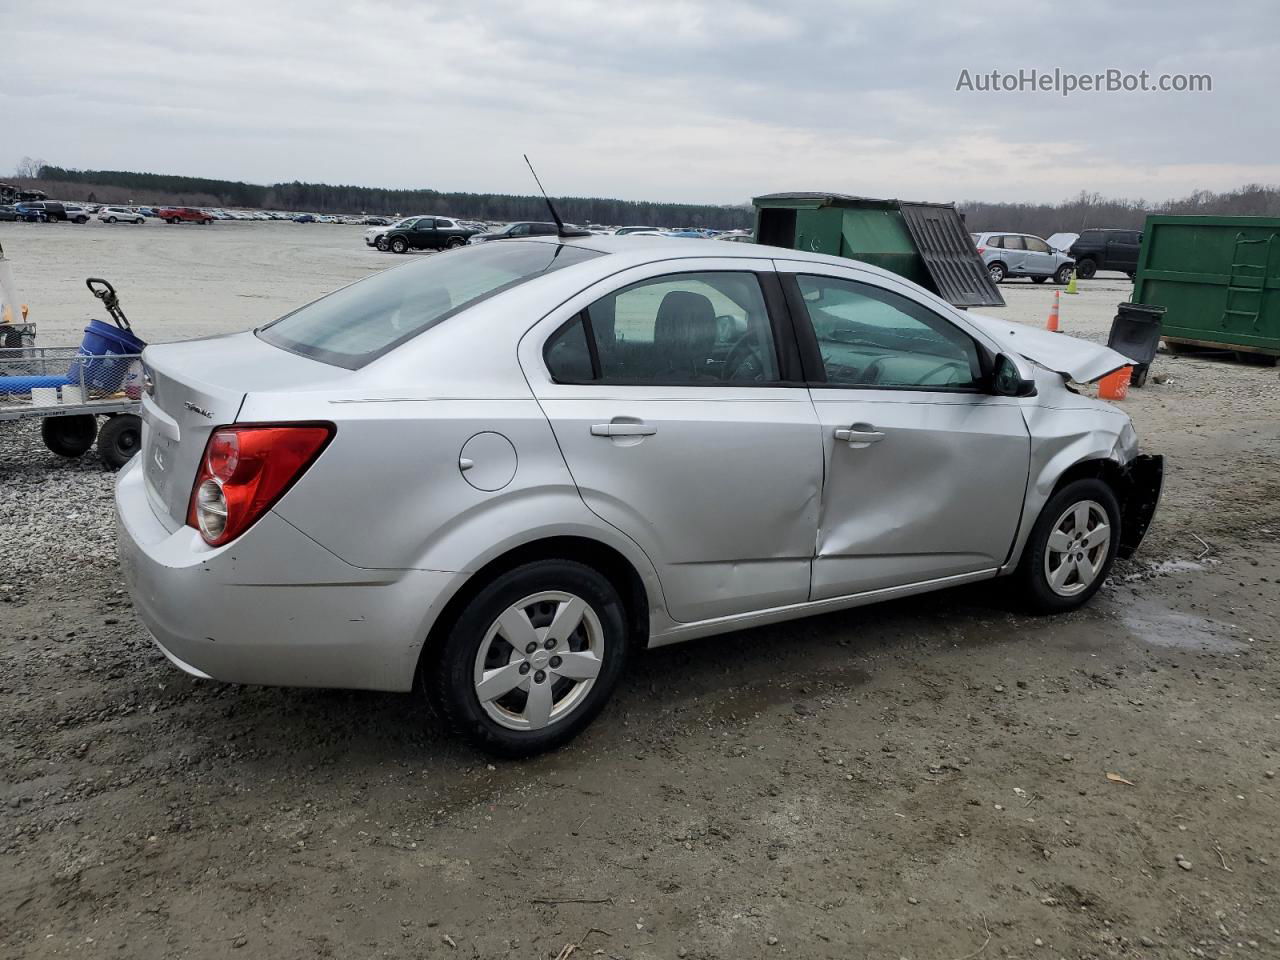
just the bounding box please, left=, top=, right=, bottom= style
left=1119, top=598, right=1240, bottom=651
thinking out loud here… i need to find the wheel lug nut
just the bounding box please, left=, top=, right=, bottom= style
left=534, top=670, right=546, bottom=683
left=544, top=638, right=556, bottom=650
left=549, top=656, right=562, bottom=668
left=519, top=663, right=530, bottom=675
left=525, top=642, right=537, bottom=654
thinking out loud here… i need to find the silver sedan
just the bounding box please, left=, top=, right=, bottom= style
left=116, top=236, right=1163, bottom=755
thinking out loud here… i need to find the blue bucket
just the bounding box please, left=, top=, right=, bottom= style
left=67, top=319, right=147, bottom=390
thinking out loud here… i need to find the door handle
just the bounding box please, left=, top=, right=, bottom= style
left=591, top=422, right=657, bottom=437
left=834, top=426, right=885, bottom=445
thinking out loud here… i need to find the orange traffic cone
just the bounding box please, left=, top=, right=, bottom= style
left=1046, top=290, right=1060, bottom=332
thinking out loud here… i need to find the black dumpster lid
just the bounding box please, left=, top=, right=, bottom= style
left=899, top=202, right=1004, bottom=308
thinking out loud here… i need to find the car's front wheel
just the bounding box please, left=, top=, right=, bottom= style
left=1075, top=258, right=1098, bottom=279
left=1053, top=264, right=1073, bottom=284
left=426, top=560, right=630, bottom=757
left=1015, top=478, right=1120, bottom=613
left=390, top=237, right=408, bottom=254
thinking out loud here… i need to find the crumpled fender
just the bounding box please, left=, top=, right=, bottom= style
left=966, top=312, right=1130, bottom=383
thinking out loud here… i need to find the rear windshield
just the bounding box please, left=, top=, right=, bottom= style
left=257, top=241, right=602, bottom=369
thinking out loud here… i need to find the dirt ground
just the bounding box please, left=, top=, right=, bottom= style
left=2, top=221, right=1278, bottom=959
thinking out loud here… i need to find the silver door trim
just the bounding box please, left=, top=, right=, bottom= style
left=647, top=567, right=999, bottom=647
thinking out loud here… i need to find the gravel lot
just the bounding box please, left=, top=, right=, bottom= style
left=2, top=221, right=1278, bottom=959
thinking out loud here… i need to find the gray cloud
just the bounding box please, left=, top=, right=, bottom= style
left=7, top=0, right=1279, bottom=204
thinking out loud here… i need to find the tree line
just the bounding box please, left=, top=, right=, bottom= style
left=32, top=164, right=753, bottom=228
left=960, top=184, right=1280, bottom=238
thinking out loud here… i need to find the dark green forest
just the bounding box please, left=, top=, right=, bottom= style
left=34, top=165, right=753, bottom=227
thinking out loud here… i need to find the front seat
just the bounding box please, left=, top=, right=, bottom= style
left=653, top=291, right=717, bottom=380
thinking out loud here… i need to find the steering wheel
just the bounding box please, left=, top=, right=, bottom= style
left=917, top=360, right=966, bottom=385
left=723, top=335, right=766, bottom=381
left=860, top=359, right=884, bottom=385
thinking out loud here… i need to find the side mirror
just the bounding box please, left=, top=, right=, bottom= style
left=991, top=352, right=1037, bottom=397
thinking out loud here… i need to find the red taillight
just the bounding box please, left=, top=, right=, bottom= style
left=186, top=423, right=333, bottom=546
left=976, top=246, right=986, bottom=254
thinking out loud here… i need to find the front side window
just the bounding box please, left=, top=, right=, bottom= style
left=796, top=275, right=982, bottom=390
left=1024, top=236, right=1051, bottom=253
left=508, top=224, right=531, bottom=237
left=259, top=241, right=602, bottom=369
left=549, top=271, right=779, bottom=384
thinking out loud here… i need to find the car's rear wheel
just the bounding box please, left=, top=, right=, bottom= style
left=1075, top=258, right=1098, bottom=279
left=1015, top=478, right=1120, bottom=613
left=988, top=261, right=1007, bottom=283
left=447, top=236, right=465, bottom=248
left=106, top=216, right=117, bottom=223
left=391, top=237, right=408, bottom=254
left=426, top=560, right=630, bottom=757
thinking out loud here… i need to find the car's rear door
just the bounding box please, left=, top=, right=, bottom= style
left=776, top=259, right=1030, bottom=598
left=520, top=257, right=824, bottom=623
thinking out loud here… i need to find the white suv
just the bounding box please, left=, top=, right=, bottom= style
left=97, top=206, right=146, bottom=224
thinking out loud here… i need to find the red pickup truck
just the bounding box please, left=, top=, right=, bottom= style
left=156, top=207, right=213, bottom=225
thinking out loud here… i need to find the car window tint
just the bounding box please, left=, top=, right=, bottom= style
left=508, top=224, right=530, bottom=237
left=544, top=314, right=595, bottom=382
left=259, top=241, right=603, bottom=369
left=796, top=275, right=981, bottom=390
left=1024, top=236, right=1050, bottom=253
left=985, top=236, right=1002, bottom=248
left=584, top=272, right=778, bottom=383
left=1002, top=235, right=1025, bottom=250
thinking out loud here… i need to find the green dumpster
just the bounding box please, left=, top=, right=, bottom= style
left=753, top=192, right=1003, bottom=308
left=1133, top=215, right=1280, bottom=360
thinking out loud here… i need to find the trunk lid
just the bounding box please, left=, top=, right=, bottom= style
left=139, top=332, right=347, bottom=529
left=965, top=313, right=1130, bottom=383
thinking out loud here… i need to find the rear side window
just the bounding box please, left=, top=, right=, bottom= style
left=547, top=271, right=780, bottom=384
left=259, top=241, right=602, bottom=369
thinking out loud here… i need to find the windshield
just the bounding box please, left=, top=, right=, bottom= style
left=258, top=241, right=602, bottom=369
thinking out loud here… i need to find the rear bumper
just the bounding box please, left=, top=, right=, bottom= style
left=114, top=459, right=457, bottom=691
left=1117, top=453, right=1164, bottom=559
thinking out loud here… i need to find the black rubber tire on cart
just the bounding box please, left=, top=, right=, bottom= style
left=97, top=413, right=143, bottom=469
left=41, top=415, right=98, bottom=458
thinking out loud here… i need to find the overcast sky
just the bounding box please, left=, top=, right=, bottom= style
left=7, top=0, right=1279, bottom=205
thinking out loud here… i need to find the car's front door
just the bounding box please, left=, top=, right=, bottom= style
left=522, top=260, right=823, bottom=623
left=998, top=234, right=1029, bottom=274
left=1021, top=235, right=1056, bottom=276
left=777, top=262, right=1030, bottom=599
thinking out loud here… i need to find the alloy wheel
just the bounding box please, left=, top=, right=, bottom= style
left=472, top=591, right=604, bottom=731
left=1044, top=500, right=1111, bottom=597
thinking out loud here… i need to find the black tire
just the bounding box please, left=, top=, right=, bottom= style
left=168, top=218, right=180, bottom=224
left=74, top=216, right=88, bottom=224
left=135, top=218, right=144, bottom=224
left=447, top=236, right=465, bottom=248
left=1053, top=264, right=1073, bottom=284
left=426, top=559, right=631, bottom=757
left=97, top=414, right=142, bottom=469
left=1031, top=275, right=1048, bottom=284
left=390, top=237, right=409, bottom=254
left=106, top=216, right=117, bottom=223
left=1014, top=478, right=1121, bottom=614
left=1127, top=272, right=1136, bottom=281
left=1075, top=258, right=1098, bottom=279
left=987, top=261, right=1007, bottom=283
left=1130, top=365, right=1150, bottom=388
left=41, top=415, right=98, bottom=458
left=376, top=236, right=390, bottom=251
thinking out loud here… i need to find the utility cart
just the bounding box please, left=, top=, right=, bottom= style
left=0, top=279, right=146, bottom=468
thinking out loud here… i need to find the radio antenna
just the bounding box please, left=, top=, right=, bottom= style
left=523, top=155, right=590, bottom=238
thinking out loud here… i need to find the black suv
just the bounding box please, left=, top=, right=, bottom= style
left=377, top=216, right=478, bottom=253
left=1068, top=229, right=1142, bottom=279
